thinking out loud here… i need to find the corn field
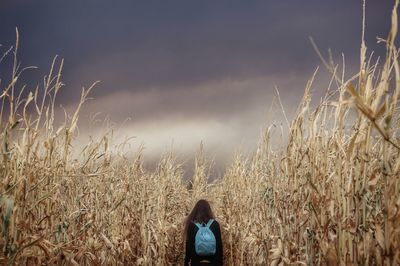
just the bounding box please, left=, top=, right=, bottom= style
left=1, top=2, right=400, bottom=266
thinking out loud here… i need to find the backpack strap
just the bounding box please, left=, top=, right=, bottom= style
left=206, top=219, right=214, bottom=228
left=194, top=222, right=202, bottom=229
left=193, top=219, right=214, bottom=228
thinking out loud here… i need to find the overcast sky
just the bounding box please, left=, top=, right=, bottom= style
left=0, top=0, right=394, bottom=174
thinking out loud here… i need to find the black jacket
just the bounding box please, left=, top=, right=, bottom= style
left=184, top=219, right=223, bottom=266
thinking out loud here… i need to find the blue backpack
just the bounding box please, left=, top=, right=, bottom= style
left=194, top=219, right=216, bottom=256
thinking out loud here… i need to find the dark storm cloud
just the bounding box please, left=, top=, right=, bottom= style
left=0, top=0, right=393, bottom=105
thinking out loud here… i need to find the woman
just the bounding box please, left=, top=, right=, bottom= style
left=184, top=199, right=223, bottom=266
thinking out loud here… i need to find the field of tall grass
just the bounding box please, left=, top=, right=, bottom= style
left=1, top=2, right=400, bottom=265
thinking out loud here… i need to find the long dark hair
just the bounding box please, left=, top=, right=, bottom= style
left=184, top=199, right=215, bottom=237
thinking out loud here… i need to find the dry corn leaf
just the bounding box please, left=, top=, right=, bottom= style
left=375, top=225, right=385, bottom=250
